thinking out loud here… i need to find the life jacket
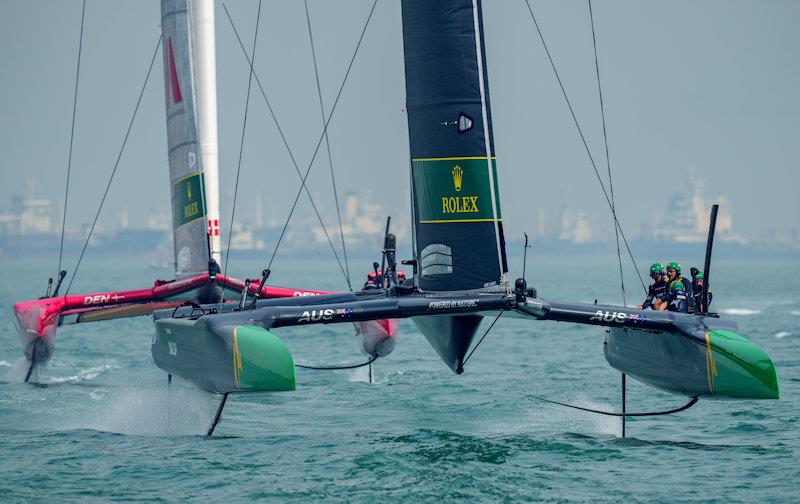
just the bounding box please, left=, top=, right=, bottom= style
left=641, top=278, right=669, bottom=309
left=667, top=280, right=689, bottom=313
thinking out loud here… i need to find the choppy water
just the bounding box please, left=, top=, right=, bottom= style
left=2, top=254, right=798, bottom=502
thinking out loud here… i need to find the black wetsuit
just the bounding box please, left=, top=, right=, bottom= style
left=667, top=282, right=689, bottom=313
left=691, top=287, right=713, bottom=311
left=641, top=279, right=669, bottom=309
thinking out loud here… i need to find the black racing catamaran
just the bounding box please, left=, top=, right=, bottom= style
left=152, top=0, right=779, bottom=435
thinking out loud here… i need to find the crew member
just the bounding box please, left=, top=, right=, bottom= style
left=691, top=272, right=713, bottom=312
left=666, top=280, right=689, bottom=313
left=638, top=262, right=669, bottom=310
left=666, top=262, right=694, bottom=312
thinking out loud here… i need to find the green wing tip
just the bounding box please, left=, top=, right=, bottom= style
left=234, top=325, right=296, bottom=392
left=707, top=330, right=779, bottom=400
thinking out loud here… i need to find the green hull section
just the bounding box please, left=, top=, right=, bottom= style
left=232, top=325, right=296, bottom=392
left=704, top=330, right=779, bottom=399
left=605, top=324, right=779, bottom=400
left=153, top=316, right=295, bottom=394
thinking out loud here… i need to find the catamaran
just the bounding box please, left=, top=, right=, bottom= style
left=13, top=0, right=396, bottom=382
left=150, top=0, right=779, bottom=436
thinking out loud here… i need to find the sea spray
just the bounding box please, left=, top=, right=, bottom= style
left=719, top=308, right=762, bottom=316
left=485, top=396, right=622, bottom=438
left=3, top=357, right=35, bottom=383
left=77, top=385, right=217, bottom=436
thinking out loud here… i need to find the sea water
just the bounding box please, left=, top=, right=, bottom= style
left=1, top=253, right=798, bottom=502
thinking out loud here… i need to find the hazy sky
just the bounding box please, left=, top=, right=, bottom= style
left=2, top=0, right=798, bottom=244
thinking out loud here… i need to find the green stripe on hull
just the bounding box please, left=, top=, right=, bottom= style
left=705, top=330, right=779, bottom=399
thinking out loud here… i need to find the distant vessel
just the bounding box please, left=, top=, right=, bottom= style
left=649, top=177, right=746, bottom=244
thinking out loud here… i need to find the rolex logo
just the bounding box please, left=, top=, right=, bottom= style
left=452, top=165, right=463, bottom=192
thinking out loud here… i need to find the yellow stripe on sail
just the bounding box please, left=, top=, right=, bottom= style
left=173, top=170, right=206, bottom=184
left=419, top=218, right=502, bottom=224
left=412, top=156, right=496, bottom=162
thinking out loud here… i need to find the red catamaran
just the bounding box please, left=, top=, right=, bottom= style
left=13, top=0, right=395, bottom=379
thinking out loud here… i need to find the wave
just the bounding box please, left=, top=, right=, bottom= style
left=47, top=363, right=119, bottom=384
left=791, top=310, right=800, bottom=316
left=719, top=308, right=761, bottom=316
left=775, top=332, right=791, bottom=339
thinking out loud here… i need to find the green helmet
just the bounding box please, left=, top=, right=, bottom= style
left=670, top=280, right=685, bottom=293
left=649, top=262, right=666, bottom=278
left=667, top=261, right=682, bottom=274
left=696, top=271, right=704, bottom=280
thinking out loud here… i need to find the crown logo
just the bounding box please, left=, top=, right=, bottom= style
left=452, top=165, right=463, bottom=192
left=186, top=181, right=192, bottom=200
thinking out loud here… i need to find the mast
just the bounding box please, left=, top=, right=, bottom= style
left=191, top=0, right=221, bottom=267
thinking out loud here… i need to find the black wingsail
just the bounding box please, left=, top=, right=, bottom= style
left=402, top=0, right=508, bottom=372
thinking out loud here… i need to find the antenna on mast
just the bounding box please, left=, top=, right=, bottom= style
left=380, top=216, right=391, bottom=288
left=522, top=233, right=531, bottom=281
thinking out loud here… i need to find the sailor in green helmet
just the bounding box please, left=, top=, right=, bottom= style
left=666, top=279, right=690, bottom=312
left=638, top=262, right=670, bottom=310
left=666, top=262, right=695, bottom=312
left=690, top=271, right=713, bottom=311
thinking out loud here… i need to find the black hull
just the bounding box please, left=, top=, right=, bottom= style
left=413, top=315, right=483, bottom=373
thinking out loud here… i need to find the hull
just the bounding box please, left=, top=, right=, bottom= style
left=605, top=325, right=779, bottom=400
left=153, top=315, right=295, bottom=394
left=13, top=298, right=58, bottom=363
left=412, top=314, right=484, bottom=374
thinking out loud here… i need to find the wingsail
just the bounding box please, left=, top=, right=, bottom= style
left=403, top=0, right=508, bottom=292
left=161, top=0, right=220, bottom=277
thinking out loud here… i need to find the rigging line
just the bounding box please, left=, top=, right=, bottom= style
left=527, top=394, right=699, bottom=417
left=223, top=4, right=357, bottom=289
left=296, top=354, right=378, bottom=370
left=588, top=0, right=625, bottom=306
left=305, top=0, right=352, bottom=291
left=65, top=35, right=162, bottom=296
left=463, top=311, right=503, bottom=366
left=221, top=0, right=263, bottom=306
left=57, top=0, right=87, bottom=281
left=522, top=0, right=646, bottom=293
left=239, top=0, right=378, bottom=276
